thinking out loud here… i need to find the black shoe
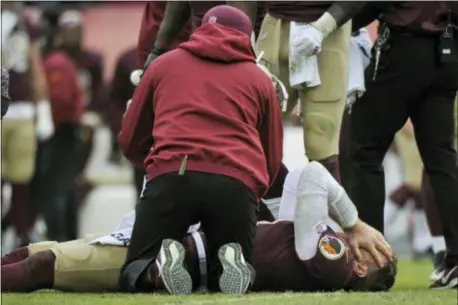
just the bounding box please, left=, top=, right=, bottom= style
left=429, top=251, right=446, bottom=282
left=218, top=243, right=253, bottom=295
left=156, top=239, right=192, bottom=295
left=430, top=266, right=458, bottom=290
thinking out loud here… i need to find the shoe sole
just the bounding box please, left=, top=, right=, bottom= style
left=218, top=243, right=251, bottom=295
left=430, top=278, right=458, bottom=290
left=157, top=239, right=192, bottom=295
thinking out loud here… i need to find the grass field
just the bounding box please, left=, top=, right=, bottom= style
left=2, top=260, right=456, bottom=305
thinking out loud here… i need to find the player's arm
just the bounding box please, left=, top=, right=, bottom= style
left=30, top=42, right=54, bottom=140
left=117, top=65, right=155, bottom=168
left=294, top=162, right=393, bottom=266
left=311, top=2, right=368, bottom=39
left=154, top=2, right=191, bottom=55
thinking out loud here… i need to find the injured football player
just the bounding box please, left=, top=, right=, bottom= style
left=1, top=162, right=395, bottom=293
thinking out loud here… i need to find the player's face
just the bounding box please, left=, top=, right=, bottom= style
left=59, top=26, right=83, bottom=50
left=353, top=249, right=386, bottom=278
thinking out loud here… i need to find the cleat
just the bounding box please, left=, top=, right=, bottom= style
left=430, top=266, right=458, bottom=290
left=429, top=251, right=446, bottom=282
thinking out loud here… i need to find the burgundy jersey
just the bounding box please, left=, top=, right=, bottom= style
left=265, top=1, right=333, bottom=23
left=251, top=221, right=354, bottom=292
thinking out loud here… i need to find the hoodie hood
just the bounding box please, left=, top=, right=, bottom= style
left=179, top=22, right=255, bottom=64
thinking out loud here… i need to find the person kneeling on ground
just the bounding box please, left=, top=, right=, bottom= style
left=116, top=4, right=283, bottom=295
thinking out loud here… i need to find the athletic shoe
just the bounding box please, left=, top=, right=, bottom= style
left=430, top=266, right=458, bottom=290
left=155, top=239, right=192, bottom=295
left=429, top=251, right=446, bottom=282
left=218, top=243, right=253, bottom=295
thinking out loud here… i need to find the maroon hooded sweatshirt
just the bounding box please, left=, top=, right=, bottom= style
left=118, top=22, right=283, bottom=200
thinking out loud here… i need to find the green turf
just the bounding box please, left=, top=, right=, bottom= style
left=2, top=260, right=456, bottom=305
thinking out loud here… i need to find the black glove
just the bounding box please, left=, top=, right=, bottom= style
left=143, top=45, right=168, bottom=71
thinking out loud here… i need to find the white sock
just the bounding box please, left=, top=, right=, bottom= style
left=432, top=236, right=446, bottom=254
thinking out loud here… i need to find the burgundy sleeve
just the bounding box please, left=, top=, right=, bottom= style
left=259, top=84, right=283, bottom=189
left=117, top=67, right=155, bottom=168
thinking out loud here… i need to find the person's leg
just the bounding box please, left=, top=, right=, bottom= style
left=300, top=22, right=352, bottom=182
left=410, top=74, right=458, bottom=273
left=119, top=173, right=197, bottom=293
left=7, top=119, right=37, bottom=245
left=1, top=239, right=127, bottom=292
left=197, top=173, right=257, bottom=294
left=421, top=169, right=446, bottom=281
left=348, top=33, right=430, bottom=233
left=41, top=124, right=83, bottom=242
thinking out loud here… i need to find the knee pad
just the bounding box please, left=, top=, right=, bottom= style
left=303, top=112, right=339, bottom=159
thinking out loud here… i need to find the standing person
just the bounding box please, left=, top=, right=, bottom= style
left=1, top=1, right=54, bottom=247
left=118, top=6, right=283, bottom=295
left=234, top=1, right=367, bottom=182
left=349, top=2, right=458, bottom=289
left=52, top=9, right=105, bottom=240
left=33, top=16, right=84, bottom=242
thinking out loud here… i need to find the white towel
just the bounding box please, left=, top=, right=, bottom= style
left=289, top=22, right=321, bottom=90
left=89, top=211, right=201, bottom=247
left=347, top=28, right=373, bottom=109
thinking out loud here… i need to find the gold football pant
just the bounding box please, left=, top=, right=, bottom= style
left=256, top=14, right=351, bottom=161
left=27, top=234, right=127, bottom=292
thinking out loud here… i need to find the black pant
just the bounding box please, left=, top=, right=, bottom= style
left=348, top=32, right=458, bottom=267
left=31, top=123, right=83, bottom=242
left=119, top=171, right=257, bottom=292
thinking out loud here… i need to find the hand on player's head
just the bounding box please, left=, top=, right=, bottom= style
left=345, top=220, right=393, bottom=268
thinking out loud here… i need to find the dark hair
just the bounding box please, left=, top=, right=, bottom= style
left=347, top=259, right=398, bottom=292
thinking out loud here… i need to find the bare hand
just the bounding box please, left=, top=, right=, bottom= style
left=345, top=220, right=393, bottom=267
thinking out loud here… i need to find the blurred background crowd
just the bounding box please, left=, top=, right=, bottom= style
left=1, top=1, right=430, bottom=263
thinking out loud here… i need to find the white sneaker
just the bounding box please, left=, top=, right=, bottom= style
left=218, top=243, right=253, bottom=295
left=156, top=239, right=192, bottom=295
